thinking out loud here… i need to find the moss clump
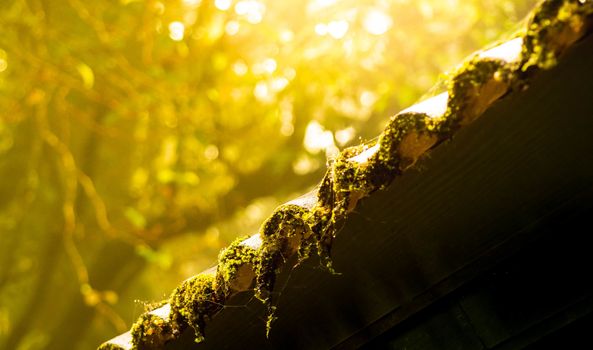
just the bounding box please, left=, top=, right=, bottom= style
left=446, top=58, right=508, bottom=128
left=169, top=273, right=222, bottom=343
left=256, top=204, right=311, bottom=298
left=310, top=170, right=339, bottom=270
left=377, top=112, right=434, bottom=173
left=317, top=168, right=336, bottom=209
left=306, top=204, right=336, bottom=273
left=130, top=312, right=176, bottom=349
left=216, top=236, right=259, bottom=297
left=522, top=0, right=593, bottom=72
left=254, top=204, right=312, bottom=336
left=331, top=145, right=374, bottom=213
left=97, top=343, right=126, bottom=350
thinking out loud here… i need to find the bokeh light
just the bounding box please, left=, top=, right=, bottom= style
left=215, top=0, right=232, bottom=11
left=363, top=9, right=393, bottom=35
left=168, top=21, right=185, bottom=41
left=0, top=49, right=7, bottom=73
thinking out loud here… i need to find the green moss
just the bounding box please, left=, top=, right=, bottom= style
left=317, top=168, right=336, bottom=208
left=522, top=0, right=593, bottom=72
left=446, top=58, right=506, bottom=128
left=307, top=204, right=336, bottom=273
left=130, top=312, right=176, bottom=349
left=309, top=171, right=338, bottom=271
left=216, top=236, right=259, bottom=297
left=254, top=205, right=309, bottom=317
left=377, top=112, right=433, bottom=173
left=332, top=148, right=371, bottom=205
left=169, top=273, right=222, bottom=343
left=255, top=204, right=311, bottom=304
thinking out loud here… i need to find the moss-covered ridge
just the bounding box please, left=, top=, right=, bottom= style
left=99, top=1, right=593, bottom=348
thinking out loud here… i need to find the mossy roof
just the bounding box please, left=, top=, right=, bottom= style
left=99, top=1, right=593, bottom=349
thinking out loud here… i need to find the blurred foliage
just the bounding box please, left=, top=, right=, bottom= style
left=0, top=0, right=537, bottom=348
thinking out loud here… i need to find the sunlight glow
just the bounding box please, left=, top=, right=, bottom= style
left=401, top=92, right=449, bottom=118
left=76, top=63, right=95, bottom=90
left=478, top=37, right=523, bottom=62
left=418, top=2, right=434, bottom=19
left=168, top=21, right=185, bottom=41
left=225, top=20, right=240, bottom=35
left=304, top=120, right=336, bottom=154
left=262, top=58, right=277, bottom=74
left=184, top=11, right=198, bottom=25
left=0, top=50, right=8, bottom=73
left=232, top=61, right=248, bottom=76
left=242, top=234, right=263, bottom=249
left=335, top=127, right=355, bottom=146
left=363, top=9, right=393, bottom=35
left=327, top=20, right=349, bottom=39
left=280, top=123, right=294, bottom=137
left=254, top=81, right=272, bottom=103
left=315, top=21, right=350, bottom=38
left=271, top=77, right=289, bottom=91
left=307, top=0, right=338, bottom=13
left=283, top=67, right=296, bottom=80
left=214, top=0, right=232, bottom=11
left=182, top=0, right=202, bottom=7
left=279, top=30, right=294, bottom=43
left=245, top=203, right=265, bottom=222
left=293, top=154, right=320, bottom=175
left=252, top=58, right=276, bottom=75
left=280, top=122, right=294, bottom=137
left=253, top=76, right=288, bottom=104
left=280, top=99, right=294, bottom=136
left=235, top=1, right=266, bottom=24
left=204, top=145, right=219, bottom=160
left=315, top=23, right=328, bottom=36
left=350, top=144, right=379, bottom=164
left=359, top=90, right=377, bottom=107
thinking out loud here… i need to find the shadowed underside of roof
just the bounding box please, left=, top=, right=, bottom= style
left=99, top=1, right=593, bottom=349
